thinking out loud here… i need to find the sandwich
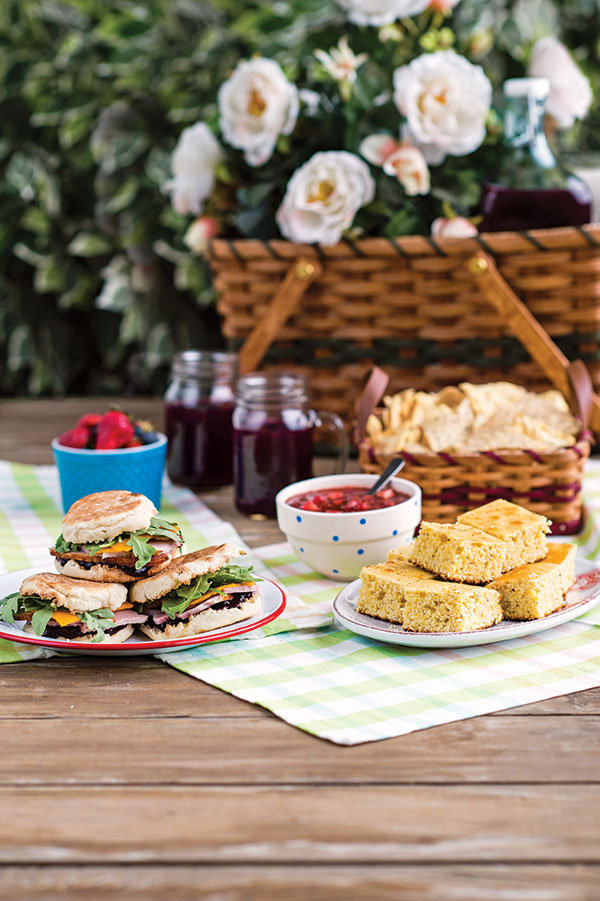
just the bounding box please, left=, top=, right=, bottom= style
left=0, top=572, right=147, bottom=643
left=50, top=490, right=184, bottom=583
left=130, top=543, right=262, bottom=640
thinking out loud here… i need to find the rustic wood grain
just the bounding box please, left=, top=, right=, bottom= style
left=2, top=865, right=599, bottom=901
left=2, top=785, right=599, bottom=864
left=2, top=715, right=599, bottom=786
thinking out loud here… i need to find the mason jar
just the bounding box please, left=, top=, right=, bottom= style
left=233, top=372, right=347, bottom=517
left=164, top=350, right=237, bottom=488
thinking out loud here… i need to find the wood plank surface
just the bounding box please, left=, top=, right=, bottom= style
left=0, top=397, right=599, bottom=899
left=2, top=714, right=599, bottom=786
left=2, top=865, right=599, bottom=901
left=1, top=785, right=599, bottom=864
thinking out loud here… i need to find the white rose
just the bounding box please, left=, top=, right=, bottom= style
left=431, top=216, right=478, bottom=237
left=393, top=50, right=492, bottom=162
left=277, top=151, right=375, bottom=245
left=218, top=58, right=299, bottom=167
left=359, top=134, right=430, bottom=196
left=168, top=122, right=223, bottom=216
left=528, top=36, right=592, bottom=130
left=336, top=0, right=429, bottom=26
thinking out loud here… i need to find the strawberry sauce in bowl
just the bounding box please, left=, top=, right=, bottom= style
left=286, top=485, right=410, bottom=513
left=276, top=473, right=421, bottom=581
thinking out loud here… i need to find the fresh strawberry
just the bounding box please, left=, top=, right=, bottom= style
left=95, top=410, right=134, bottom=450
left=58, top=427, right=89, bottom=449
left=77, top=413, right=102, bottom=429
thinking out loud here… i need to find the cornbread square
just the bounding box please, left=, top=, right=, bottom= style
left=387, top=543, right=414, bottom=564
left=489, top=561, right=564, bottom=620
left=410, top=522, right=507, bottom=584
left=402, top=583, right=503, bottom=633
left=457, top=499, right=550, bottom=570
left=543, top=543, right=577, bottom=594
left=356, top=560, right=436, bottom=625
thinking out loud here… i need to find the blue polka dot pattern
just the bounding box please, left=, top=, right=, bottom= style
left=332, top=535, right=339, bottom=542
left=359, top=518, right=366, bottom=525
left=299, top=547, right=304, bottom=553
left=357, top=548, right=364, bottom=555
left=333, top=569, right=339, bottom=574
left=392, top=529, right=398, bottom=536
left=296, top=515, right=302, bottom=523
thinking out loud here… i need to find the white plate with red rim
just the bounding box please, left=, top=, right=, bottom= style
left=333, top=556, right=600, bottom=648
left=0, top=566, right=286, bottom=657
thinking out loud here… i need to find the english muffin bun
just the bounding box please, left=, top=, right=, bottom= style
left=130, top=544, right=246, bottom=604
left=21, top=572, right=128, bottom=612
left=54, top=548, right=179, bottom=584
left=62, top=490, right=157, bottom=544
left=24, top=622, right=134, bottom=644
left=139, top=595, right=261, bottom=641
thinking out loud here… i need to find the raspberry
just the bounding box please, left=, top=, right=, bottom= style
left=95, top=411, right=134, bottom=450
left=58, top=427, right=89, bottom=449
left=77, top=413, right=102, bottom=429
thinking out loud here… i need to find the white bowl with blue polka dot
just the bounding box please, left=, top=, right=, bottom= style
left=275, top=473, right=421, bottom=581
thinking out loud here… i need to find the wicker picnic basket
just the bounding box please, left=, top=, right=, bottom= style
left=209, top=225, right=600, bottom=430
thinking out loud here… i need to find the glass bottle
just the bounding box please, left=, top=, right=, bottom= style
left=164, top=350, right=237, bottom=488
left=233, top=372, right=348, bottom=518
left=480, top=77, right=592, bottom=232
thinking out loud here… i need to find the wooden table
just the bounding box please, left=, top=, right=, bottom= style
left=1, top=398, right=599, bottom=900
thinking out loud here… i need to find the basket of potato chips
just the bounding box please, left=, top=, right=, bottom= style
left=358, top=380, right=591, bottom=534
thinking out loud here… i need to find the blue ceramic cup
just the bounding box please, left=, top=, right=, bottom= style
left=51, top=434, right=168, bottom=513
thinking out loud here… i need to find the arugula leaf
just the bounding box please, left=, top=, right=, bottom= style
left=160, top=564, right=258, bottom=619
left=78, top=608, right=115, bottom=643
left=160, top=594, right=197, bottom=620
left=54, top=534, right=76, bottom=554
left=31, top=606, right=55, bottom=636
left=128, top=533, right=157, bottom=570
left=208, top=564, right=258, bottom=587
left=0, top=592, right=21, bottom=625
left=144, top=516, right=182, bottom=542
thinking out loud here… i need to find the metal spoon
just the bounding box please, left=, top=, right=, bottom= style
left=367, top=457, right=406, bottom=495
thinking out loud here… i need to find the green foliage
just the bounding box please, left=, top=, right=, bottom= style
left=0, top=0, right=253, bottom=396
left=1, top=0, right=598, bottom=395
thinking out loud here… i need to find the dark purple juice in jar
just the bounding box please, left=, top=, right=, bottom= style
left=480, top=182, right=591, bottom=231
left=233, top=374, right=315, bottom=517
left=164, top=351, right=237, bottom=488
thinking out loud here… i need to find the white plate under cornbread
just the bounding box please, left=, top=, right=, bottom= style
left=334, top=555, right=600, bottom=648
left=333, top=500, right=600, bottom=647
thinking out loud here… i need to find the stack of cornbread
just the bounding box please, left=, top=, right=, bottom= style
left=357, top=499, right=577, bottom=633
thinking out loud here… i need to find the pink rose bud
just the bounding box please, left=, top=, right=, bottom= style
left=183, top=216, right=220, bottom=254
left=431, top=217, right=478, bottom=238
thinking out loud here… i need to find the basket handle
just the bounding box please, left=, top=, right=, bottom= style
left=467, top=251, right=600, bottom=435
left=355, top=366, right=390, bottom=442
left=238, top=256, right=322, bottom=375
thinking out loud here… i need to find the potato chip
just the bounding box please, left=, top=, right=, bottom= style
left=366, top=382, right=579, bottom=456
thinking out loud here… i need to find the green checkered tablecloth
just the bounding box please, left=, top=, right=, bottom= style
left=2, top=459, right=600, bottom=744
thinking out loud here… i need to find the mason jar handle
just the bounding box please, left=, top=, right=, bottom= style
left=315, top=410, right=349, bottom=474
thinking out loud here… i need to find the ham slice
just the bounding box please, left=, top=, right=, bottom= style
left=112, top=609, right=148, bottom=626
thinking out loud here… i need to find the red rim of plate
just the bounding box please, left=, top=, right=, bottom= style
left=0, top=576, right=286, bottom=652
